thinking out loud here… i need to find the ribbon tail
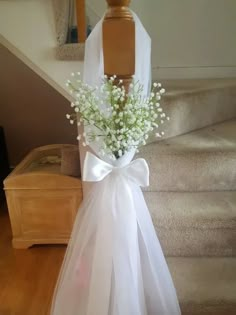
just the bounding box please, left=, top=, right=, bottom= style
left=124, top=158, right=149, bottom=187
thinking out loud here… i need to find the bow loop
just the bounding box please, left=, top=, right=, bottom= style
left=83, top=152, right=149, bottom=187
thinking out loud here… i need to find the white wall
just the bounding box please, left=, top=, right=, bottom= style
left=0, top=0, right=82, bottom=100
left=88, top=0, right=236, bottom=79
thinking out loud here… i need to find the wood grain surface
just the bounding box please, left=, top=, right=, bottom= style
left=0, top=201, right=66, bottom=315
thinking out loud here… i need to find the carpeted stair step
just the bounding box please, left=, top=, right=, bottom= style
left=148, top=81, right=236, bottom=142
left=144, top=191, right=236, bottom=256
left=168, top=257, right=236, bottom=315
left=139, top=119, right=236, bottom=192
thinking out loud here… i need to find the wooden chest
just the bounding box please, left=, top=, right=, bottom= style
left=4, top=144, right=83, bottom=249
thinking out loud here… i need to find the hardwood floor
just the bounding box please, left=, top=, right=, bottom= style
left=0, top=200, right=66, bottom=315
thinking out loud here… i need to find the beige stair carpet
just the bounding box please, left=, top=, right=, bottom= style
left=167, top=257, right=236, bottom=315
left=144, top=191, right=236, bottom=256
left=149, top=83, right=236, bottom=142
left=139, top=119, right=236, bottom=192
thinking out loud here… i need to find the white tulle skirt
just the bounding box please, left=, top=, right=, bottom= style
left=50, top=171, right=181, bottom=315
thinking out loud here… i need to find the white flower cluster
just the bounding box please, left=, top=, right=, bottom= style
left=66, top=73, right=169, bottom=159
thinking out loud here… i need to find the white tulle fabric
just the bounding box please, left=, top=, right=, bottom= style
left=80, top=11, right=152, bottom=161
left=51, top=10, right=181, bottom=315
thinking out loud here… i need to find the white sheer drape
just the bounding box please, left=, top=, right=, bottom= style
left=81, top=11, right=151, bottom=161
left=51, top=10, right=181, bottom=315
left=83, top=11, right=151, bottom=101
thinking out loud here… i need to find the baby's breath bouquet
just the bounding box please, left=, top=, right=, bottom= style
left=66, top=73, right=169, bottom=160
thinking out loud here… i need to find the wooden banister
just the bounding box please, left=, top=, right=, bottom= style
left=75, top=0, right=86, bottom=43
left=103, top=0, right=135, bottom=92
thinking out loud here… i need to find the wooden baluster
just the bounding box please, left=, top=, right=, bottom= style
left=75, top=0, right=86, bottom=43
left=103, top=0, right=135, bottom=93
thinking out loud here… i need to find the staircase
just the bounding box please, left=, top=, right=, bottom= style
left=138, top=83, right=236, bottom=315
left=1, top=1, right=236, bottom=314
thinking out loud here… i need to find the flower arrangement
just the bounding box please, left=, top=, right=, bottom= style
left=66, top=73, right=169, bottom=159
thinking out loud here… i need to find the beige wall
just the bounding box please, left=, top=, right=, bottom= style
left=0, top=44, right=77, bottom=167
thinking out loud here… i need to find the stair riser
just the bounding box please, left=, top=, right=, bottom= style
left=156, top=228, right=236, bottom=257
left=144, top=191, right=236, bottom=256
left=148, top=85, right=236, bottom=143
left=143, top=152, right=236, bottom=192
left=168, top=257, right=236, bottom=315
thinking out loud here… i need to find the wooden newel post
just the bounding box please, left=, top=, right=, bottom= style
left=75, top=0, right=86, bottom=43
left=103, top=0, right=135, bottom=92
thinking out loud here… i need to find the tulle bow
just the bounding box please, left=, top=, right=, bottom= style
left=83, top=152, right=149, bottom=187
